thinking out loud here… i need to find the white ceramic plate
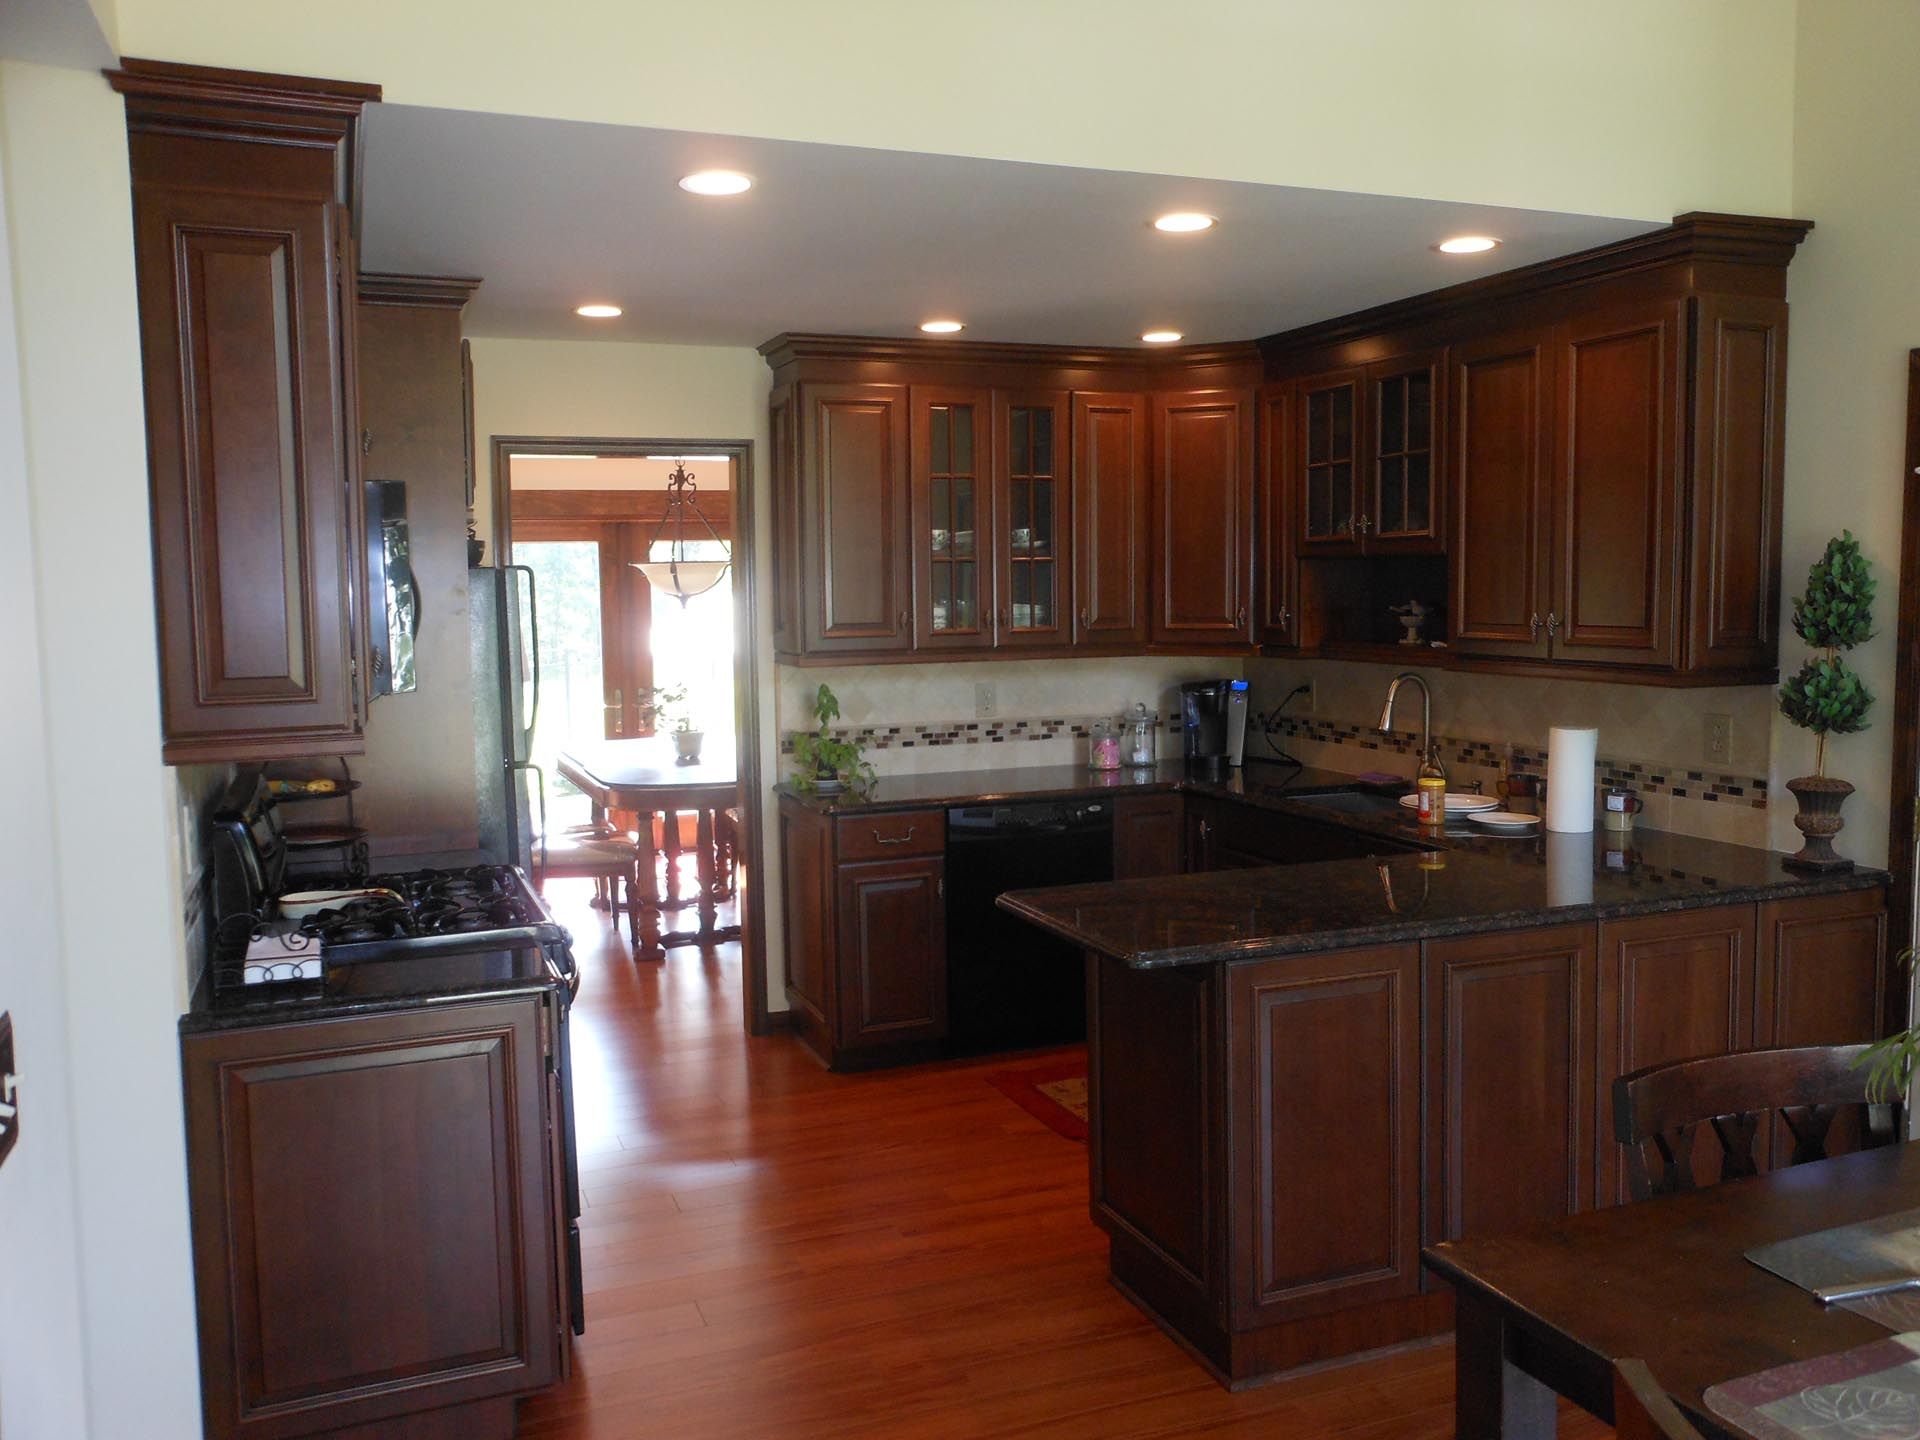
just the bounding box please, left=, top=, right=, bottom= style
left=277, top=887, right=402, bottom=919
left=1397, top=792, right=1501, bottom=814
left=1468, top=810, right=1543, bottom=830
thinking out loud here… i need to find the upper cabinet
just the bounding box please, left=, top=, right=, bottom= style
left=997, top=390, right=1073, bottom=649
left=111, top=61, right=381, bottom=764
left=798, top=382, right=913, bottom=653
left=1152, top=388, right=1256, bottom=645
left=911, top=387, right=993, bottom=651
left=1071, top=391, right=1151, bottom=648
left=1290, top=352, right=1444, bottom=558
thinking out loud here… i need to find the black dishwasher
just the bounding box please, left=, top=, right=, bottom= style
left=945, top=799, right=1114, bottom=1055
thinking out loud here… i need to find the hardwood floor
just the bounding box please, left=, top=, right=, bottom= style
left=519, top=878, right=1613, bottom=1439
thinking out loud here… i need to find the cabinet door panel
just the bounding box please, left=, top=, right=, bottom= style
left=1689, top=295, right=1788, bottom=672
left=1366, top=350, right=1446, bottom=554
left=769, top=384, right=802, bottom=652
left=1427, top=926, right=1594, bottom=1248
left=1596, top=906, right=1756, bottom=1204
left=1450, top=331, right=1553, bottom=657
left=1552, top=303, right=1685, bottom=666
left=183, top=1000, right=558, bottom=1438
left=1152, top=389, right=1254, bottom=643
left=911, top=387, right=994, bottom=650
left=1292, top=370, right=1366, bottom=554
left=779, top=805, right=832, bottom=1031
left=1258, top=383, right=1297, bottom=645
left=835, top=857, right=946, bottom=1050
left=1112, top=793, right=1186, bottom=879
left=136, top=187, right=362, bottom=760
left=1072, top=392, right=1151, bottom=646
left=1230, top=945, right=1421, bottom=1324
left=802, top=383, right=911, bottom=651
left=996, top=389, right=1072, bottom=649
left=1756, top=889, right=1886, bottom=1047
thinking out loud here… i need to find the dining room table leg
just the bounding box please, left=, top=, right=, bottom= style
left=695, top=807, right=718, bottom=940
left=632, top=806, right=665, bottom=963
left=662, top=809, right=683, bottom=908
left=1454, top=1285, right=1560, bottom=1440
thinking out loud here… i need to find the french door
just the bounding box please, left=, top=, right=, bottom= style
left=511, top=520, right=654, bottom=744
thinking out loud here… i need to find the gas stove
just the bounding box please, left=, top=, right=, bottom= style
left=290, top=865, right=566, bottom=959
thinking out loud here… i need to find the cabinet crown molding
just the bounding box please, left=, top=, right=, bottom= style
left=358, top=272, right=485, bottom=310
left=107, top=57, right=381, bottom=128
left=759, top=331, right=1261, bottom=374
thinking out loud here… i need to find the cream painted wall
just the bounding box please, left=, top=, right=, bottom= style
left=468, top=336, right=786, bottom=1009
left=110, top=0, right=1794, bottom=222
left=0, top=59, right=202, bottom=1439
left=1770, top=1, right=1920, bottom=869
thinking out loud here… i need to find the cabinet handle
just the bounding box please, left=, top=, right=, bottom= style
left=1529, top=612, right=1542, bottom=640
left=872, top=826, right=917, bottom=846
left=1079, top=607, right=1091, bottom=631
left=1235, top=604, right=1247, bottom=630
left=1356, top=514, right=1372, bottom=534
left=1546, top=611, right=1561, bottom=638
left=898, top=609, right=909, bottom=629
left=1001, top=606, right=1011, bottom=629
left=1279, top=606, right=1291, bottom=627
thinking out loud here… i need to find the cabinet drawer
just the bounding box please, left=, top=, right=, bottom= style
left=836, top=809, right=945, bottom=861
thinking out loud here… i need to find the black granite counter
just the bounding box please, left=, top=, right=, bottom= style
left=181, top=942, right=562, bottom=1034
left=1000, top=828, right=1888, bottom=969
left=775, top=758, right=1392, bottom=813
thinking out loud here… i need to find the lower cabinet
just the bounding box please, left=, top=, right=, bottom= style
left=181, top=995, right=566, bottom=1440
left=1112, top=793, right=1186, bottom=878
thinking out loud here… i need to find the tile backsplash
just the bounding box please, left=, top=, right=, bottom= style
left=1247, top=658, right=1778, bottom=848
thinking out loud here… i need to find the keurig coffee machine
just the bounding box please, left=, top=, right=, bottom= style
left=1180, top=679, right=1249, bottom=776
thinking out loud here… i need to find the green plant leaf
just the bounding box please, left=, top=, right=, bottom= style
left=1791, top=531, right=1875, bottom=650
left=1779, top=655, right=1874, bottom=736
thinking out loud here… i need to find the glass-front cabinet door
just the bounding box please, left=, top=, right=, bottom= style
left=995, top=390, right=1070, bottom=648
left=910, top=387, right=994, bottom=649
left=1365, top=349, right=1445, bottom=553
left=1294, top=369, right=1365, bottom=553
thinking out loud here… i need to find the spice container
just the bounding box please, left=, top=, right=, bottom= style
left=1122, top=703, right=1159, bottom=769
left=1088, top=718, right=1122, bottom=771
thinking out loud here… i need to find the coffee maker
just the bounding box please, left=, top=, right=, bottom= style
left=1180, top=679, right=1249, bottom=777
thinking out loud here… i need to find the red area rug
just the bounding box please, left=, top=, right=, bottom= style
left=987, top=1057, right=1088, bottom=1143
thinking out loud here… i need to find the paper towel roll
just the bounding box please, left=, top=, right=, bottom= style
left=1545, top=830, right=1595, bottom=907
left=1545, top=726, right=1598, bottom=833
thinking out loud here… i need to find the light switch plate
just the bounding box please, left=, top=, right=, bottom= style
left=0, top=1011, right=18, bottom=1173
left=974, top=683, right=997, bottom=719
left=1705, top=713, right=1733, bottom=767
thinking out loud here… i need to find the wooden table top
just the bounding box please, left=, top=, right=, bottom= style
left=1425, top=1143, right=1920, bottom=1431
left=557, top=738, right=739, bottom=809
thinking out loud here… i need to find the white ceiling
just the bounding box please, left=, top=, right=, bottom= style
left=360, top=104, right=1662, bottom=350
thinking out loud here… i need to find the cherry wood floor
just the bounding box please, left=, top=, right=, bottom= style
left=519, top=878, right=1613, bottom=1440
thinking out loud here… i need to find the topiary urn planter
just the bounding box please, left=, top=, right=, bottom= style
left=1782, top=775, right=1855, bottom=872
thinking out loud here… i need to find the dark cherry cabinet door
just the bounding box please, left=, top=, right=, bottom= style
left=1755, top=888, right=1886, bottom=1047
left=778, top=802, right=832, bottom=1036
left=994, top=389, right=1072, bottom=649
left=834, top=855, right=947, bottom=1052
left=1449, top=329, right=1554, bottom=659
left=800, top=382, right=912, bottom=652
left=910, top=387, right=994, bottom=651
left=182, top=998, right=560, bottom=1440
left=1364, top=350, right=1445, bottom=554
left=1688, top=294, right=1789, bottom=674
left=1257, top=382, right=1297, bottom=646
left=1551, top=302, right=1686, bottom=668
left=1291, top=369, right=1366, bottom=554
left=1112, top=793, right=1186, bottom=878
left=1596, top=904, right=1756, bottom=1205
left=1228, top=944, right=1421, bottom=1326
left=1071, top=392, right=1151, bottom=647
left=1152, top=389, right=1255, bottom=644
left=134, top=186, right=364, bottom=763
left=768, top=384, right=801, bottom=653
left=1425, top=925, right=1594, bottom=1249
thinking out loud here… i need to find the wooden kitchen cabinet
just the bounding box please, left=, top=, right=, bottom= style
left=798, top=382, right=913, bottom=653
left=1289, top=353, right=1443, bottom=559
left=1425, top=925, right=1595, bottom=1247
left=995, top=389, right=1073, bottom=648
left=1257, top=383, right=1298, bottom=647
left=112, top=61, right=379, bottom=764
left=1292, top=369, right=1366, bottom=554
left=181, top=995, right=565, bottom=1440
left=1072, top=391, right=1153, bottom=647
left=1153, top=388, right=1256, bottom=644
left=1112, top=793, right=1186, bottom=879
left=778, top=794, right=948, bottom=1067
left=911, top=387, right=995, bottom=651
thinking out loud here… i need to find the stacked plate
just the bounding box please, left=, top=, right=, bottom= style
left=1467, top=810, right=1543, bottom=833
left=1396, top=792, right=1501, bottom=818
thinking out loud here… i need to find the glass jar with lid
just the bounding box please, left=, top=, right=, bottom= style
left=1122, top=703, right=1159, bottom=769
left=1088, top=718, right=1121, bottom=771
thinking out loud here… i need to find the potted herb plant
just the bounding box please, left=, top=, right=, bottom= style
left=1777, top=531, right=1875, bottom=872
left=789, top=683, right=875, bottom=796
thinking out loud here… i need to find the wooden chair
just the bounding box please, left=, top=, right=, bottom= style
left=1613, top=1359, right=1703, bottom=1440
left=534, top=824, right=643, bottom=948
left=1611, top=1043, right=1901, bottom=1202
left=712, top=806, right=740, bottom=900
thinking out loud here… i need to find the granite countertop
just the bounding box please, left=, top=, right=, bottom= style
left=774, top=758, right=1387, bottom=813
left=999, top=827, right=1888, bottom=970
left=181, top=943, right=562, bottom=1034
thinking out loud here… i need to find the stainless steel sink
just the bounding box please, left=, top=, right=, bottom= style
left=1289, top=789, right=1409, bottom=818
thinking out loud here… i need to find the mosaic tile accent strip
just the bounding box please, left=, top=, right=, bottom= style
left=779, top=712, right=1181, bottom=755
left=1263, top=716, right=1770, bottom=810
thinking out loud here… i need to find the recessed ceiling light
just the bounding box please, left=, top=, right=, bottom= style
left=1435, top=235, right=1501, bottom=255
left=575, top=303, right=622, bottom=318
left=919, top=319, right=965, bottom=335
left=1153, top=212, right=1215, bottom=234
left=1141, top=330, right=1184, bottom=344
left=679, top=169, right=753, bottom=196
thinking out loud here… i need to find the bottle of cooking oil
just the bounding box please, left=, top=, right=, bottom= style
left=1416, top=744, right=1449, bottom=826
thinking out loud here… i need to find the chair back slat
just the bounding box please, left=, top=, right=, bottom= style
left=1612, top=1044, right=1901, bottom=1202
left=1614, top=1359, right=1703, bottom=1440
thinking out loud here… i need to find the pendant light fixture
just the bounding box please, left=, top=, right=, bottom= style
left=631, top=460, right=730, bottom=604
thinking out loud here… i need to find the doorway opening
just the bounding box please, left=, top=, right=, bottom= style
left=491, top=435, right=770, bottom=1035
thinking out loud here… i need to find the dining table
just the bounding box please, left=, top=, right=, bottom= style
left=557, top=737, right=741, bottom=962
left=1422, top=1141, right=1920, bottom=1439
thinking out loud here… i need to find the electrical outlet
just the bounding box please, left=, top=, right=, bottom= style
left=1298, top=679, right=1316, bottom=716
left=974, top=682, right=997, bottom=719
left=1704, top=713, right=1733, bottom=767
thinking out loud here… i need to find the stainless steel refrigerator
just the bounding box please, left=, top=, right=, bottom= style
left=470, top=565, right=540, bottom=868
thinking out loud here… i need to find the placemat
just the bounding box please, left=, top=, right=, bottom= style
left=1706, top=1332, right=1920, bottom=1439
left=1748, top=1208, right=1920, bottom=1331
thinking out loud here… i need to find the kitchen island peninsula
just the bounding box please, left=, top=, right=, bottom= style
left=1000, top=818, right=1889, bottom=1388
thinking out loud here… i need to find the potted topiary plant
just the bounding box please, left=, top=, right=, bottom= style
left=789, top=683, right=875, bottom=797
left=1777, top=531, right=1875, bottom=872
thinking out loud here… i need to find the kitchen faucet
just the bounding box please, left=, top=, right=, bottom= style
left=1377, top=672, right=1446, bottom=782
